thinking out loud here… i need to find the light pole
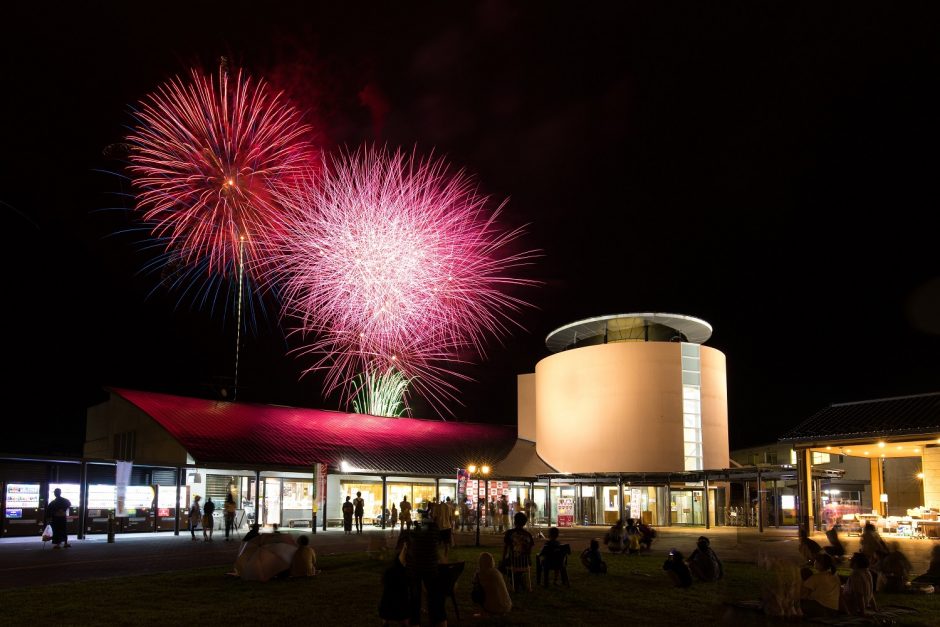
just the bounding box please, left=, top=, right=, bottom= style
left=468, top=464, right=491, bottom=547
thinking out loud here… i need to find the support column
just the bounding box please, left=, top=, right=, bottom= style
left=435, top=477, right=440, bottom=501
left=665, top=474, right=672, bottom=526
left=322, top=469, right=328, bottom=532
left=576, top=484, right=582, bottom=526
left=381, top=476, right=388, bottom=530
left=703, top=473, right=710, bottom=530
left=254, top=470, right=261, bottom=528
left=870, top=458, right=885, bottom=517
left=311, top=468, right=317, bottom=534
left=799, top=448, right=814, bottom=532
left=617, top=475, right=625, bottom=523
left=756, top=468, right=763, bottom=533
left=174, top=466, right=183, bottom=536
left=773, top=480, right=780, bottom=527
left=547, top=477, right=552, bottom=527
left=78, top=460, right=88, bottom=540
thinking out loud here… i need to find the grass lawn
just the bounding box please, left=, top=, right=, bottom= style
left=2, top=547, right=937, bottom=625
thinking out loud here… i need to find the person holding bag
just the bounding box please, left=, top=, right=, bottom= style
left=45, top=488, right=72, bottom=549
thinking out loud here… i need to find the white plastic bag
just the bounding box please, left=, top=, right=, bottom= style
left=41, top=524, right=53, bottom=542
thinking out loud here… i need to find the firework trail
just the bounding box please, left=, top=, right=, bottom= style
left=127, top=64, right=316, bottom=282
left=271, top=146, right=539, bottom=412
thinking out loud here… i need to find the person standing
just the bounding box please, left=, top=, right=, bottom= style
left=202, top=497, right=216, bottom=541
left=223, top=492, right=237, bottom=541
left=188, top=495, right=202, bottom=541
left=460, top=499, right=470, bottom=532
left=399, top=496, right=412, bottom=531
left=390, top=503, right=398, bottom=530
left=45, top=488, right=72, bottom=549
left=437, top=497, right=454, bottom=556
left=353, top=491, right=366, bottom=534
left=342, top=496, right=354, bottom=535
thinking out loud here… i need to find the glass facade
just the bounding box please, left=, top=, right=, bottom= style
left=681, top=343, right=703, bottom=471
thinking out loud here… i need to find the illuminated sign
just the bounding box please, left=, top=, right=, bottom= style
left=5, top=484, right=40, bottom=508
left=780, top=495, right=796, bottom=510
left=157, top=486, right=179, bottom=508
left=125, top=486, right=154, bottom=509
left=88, top=485, right=116, bottom=509
left=5, top=509, right=23, bottom=519
left=48, top=483, right=81, bottom=506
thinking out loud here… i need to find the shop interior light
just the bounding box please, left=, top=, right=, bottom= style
left=878, top=441, right=886, bottom=448
left=917, top=473, right=925, bottom=480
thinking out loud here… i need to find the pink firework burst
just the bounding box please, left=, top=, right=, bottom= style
left=273, top=146, right=538, bottom=411
left=127, top=65, right=316, bottom=279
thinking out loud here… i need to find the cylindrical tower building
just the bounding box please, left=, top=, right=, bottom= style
left=525, top=313, right=729, bottom=473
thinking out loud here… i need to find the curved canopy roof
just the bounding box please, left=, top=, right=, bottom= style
left=110, top=388, right=526, bottom=476
left=545, top=312, right=713, bottom=352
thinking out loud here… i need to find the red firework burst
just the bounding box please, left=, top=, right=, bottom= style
left=272, top=146, right=539, bottom=410
left=127, top=65, right=316, bottom=278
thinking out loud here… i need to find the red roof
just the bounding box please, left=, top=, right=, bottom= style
left=111, top=388, right=518, bottom=476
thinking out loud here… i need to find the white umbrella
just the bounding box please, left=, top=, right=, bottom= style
left=235, top=533, right=298, bottom=582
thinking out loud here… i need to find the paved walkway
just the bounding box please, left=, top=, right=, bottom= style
left=0, top=525, right=935, bottom=589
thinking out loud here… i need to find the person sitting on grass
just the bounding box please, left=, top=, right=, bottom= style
left=688, top=536, right=723, bottom=582
left=637, top=520, right=656, bottom=551
left=842, top=552, right=877, bottom=616
left=876, top=541, right=912, bottom=593
left=472, top=551, right=512, bottom=617
left=800, top=553, right=840, bottom=618
left=580, top=538, right=608, bottom=574
left=662, top=548, right=692, bottom=588
left=379, top=552, right=410, bottom=626
left=290, top=535, right=317, bottom=577
left=798, top=526, right=821, bottom=567
left=625, top=519, right=641, bottom=555
left=536, top=527, right=570, bottom=587
left=604, top=519, right=624, bottom=553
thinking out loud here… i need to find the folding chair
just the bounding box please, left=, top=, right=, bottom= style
left=505, top=545, right=533, bottom=592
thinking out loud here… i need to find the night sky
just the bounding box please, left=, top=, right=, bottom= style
left=4, top=2, right=939, bottom=456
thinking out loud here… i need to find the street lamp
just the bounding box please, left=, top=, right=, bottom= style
left=467, top=464, right=491, bottom=547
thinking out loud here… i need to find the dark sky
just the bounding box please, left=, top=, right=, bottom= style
left=4, top=2, right=940, bottom=456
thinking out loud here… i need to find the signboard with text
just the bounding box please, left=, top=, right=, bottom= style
left=557, top=497, right=574, bottom=527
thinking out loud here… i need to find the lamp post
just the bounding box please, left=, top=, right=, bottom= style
left=468, top=464, right=491, bottom=547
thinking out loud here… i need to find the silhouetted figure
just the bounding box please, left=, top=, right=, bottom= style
left=842, top=553, right=877, bottom=616
left=688, top=536, right=723, bottom=581
left=876, top=542, right=912, bottom=592
left=472, top=551, right=512, bottom=616
left=223, top=492, right=237, bottom=540
left=800, top=554, right=839, bottom=618
left=604, top=520, right=624, bottom=553
left=580, top=538, right=607, bottom=574
left=823, top=526, right=845, bottom=560
left=342, top=496, right=354, bottom=535
left=798, top=526, right=821, bottom=565
left=663, top=549, right=692, bottom=587
left=290, top=535, right=317, bottom=577
left=243, top=523, right=261, bottom=543
left=536, top=527, right=570, bottom=587
left=912, top=545, right=940, bottom=587
left=379, top=554, right=410, bottom=626
left=45, top=488, right=72, bottom=549
left=353, top=491, right=365, bottom=534
left=637, top=520, right=656, bottom=550
left=202, top=497, right=216, bottom=541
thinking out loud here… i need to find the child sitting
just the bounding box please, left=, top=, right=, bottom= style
left=537, top=527, right=571, bottom=587
left=842, top=552, right=877, bottom=616
left=580, top=538, right=608, bottom=574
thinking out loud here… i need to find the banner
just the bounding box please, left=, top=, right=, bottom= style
left=457, top=469, right=469, bottom=505
left=115, top=461, right=133, bottom=517
left=314, top=463, right=327, bottom=515
left=558, top=497, right=574, bottom=527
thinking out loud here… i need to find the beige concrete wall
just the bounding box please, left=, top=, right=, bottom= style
left=84, top=393, right=189, bottom=465
left=534, top=342, right=681, bottom=472
left=923, top=445, right=940, bottom=511
left=700, top=346, right=730, bottom=469
left=517, top=373, right=536, bottom=442
left=532, top=341, right=730, bottom=473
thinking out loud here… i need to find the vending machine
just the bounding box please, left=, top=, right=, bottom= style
left=122, top=486, right=155, bottom=533
left=48, top=483, right=82, bottom=536
left=85, top=484, right=116, bottom=535
left=155, top=484, right=185, bottom=531
left=4, top=483, right=43, bottom=537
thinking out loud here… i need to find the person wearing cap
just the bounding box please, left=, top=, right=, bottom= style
left=688, top=536, right=723, bottom=582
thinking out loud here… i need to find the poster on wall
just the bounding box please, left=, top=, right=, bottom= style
left=457, top=469, right=469, bottom=505
left=557, top=497, right=574, bottom=527
left=5, top=484, right=40, bottom=508
left=315, top=463, right=327, bottom=516
left=115, top=461, right=133, bottom=517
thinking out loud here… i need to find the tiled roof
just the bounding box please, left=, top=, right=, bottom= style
left=780, top=392, right=940, bottom=443
left=111, top=388, right=518, bottom=476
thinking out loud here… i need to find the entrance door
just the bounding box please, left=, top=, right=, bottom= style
left=264, top=478, right=282, bottom=527
left=671, top=490, right=704, bottom=525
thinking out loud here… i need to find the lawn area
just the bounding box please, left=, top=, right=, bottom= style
left=2, top=547, right=937, bottom=626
